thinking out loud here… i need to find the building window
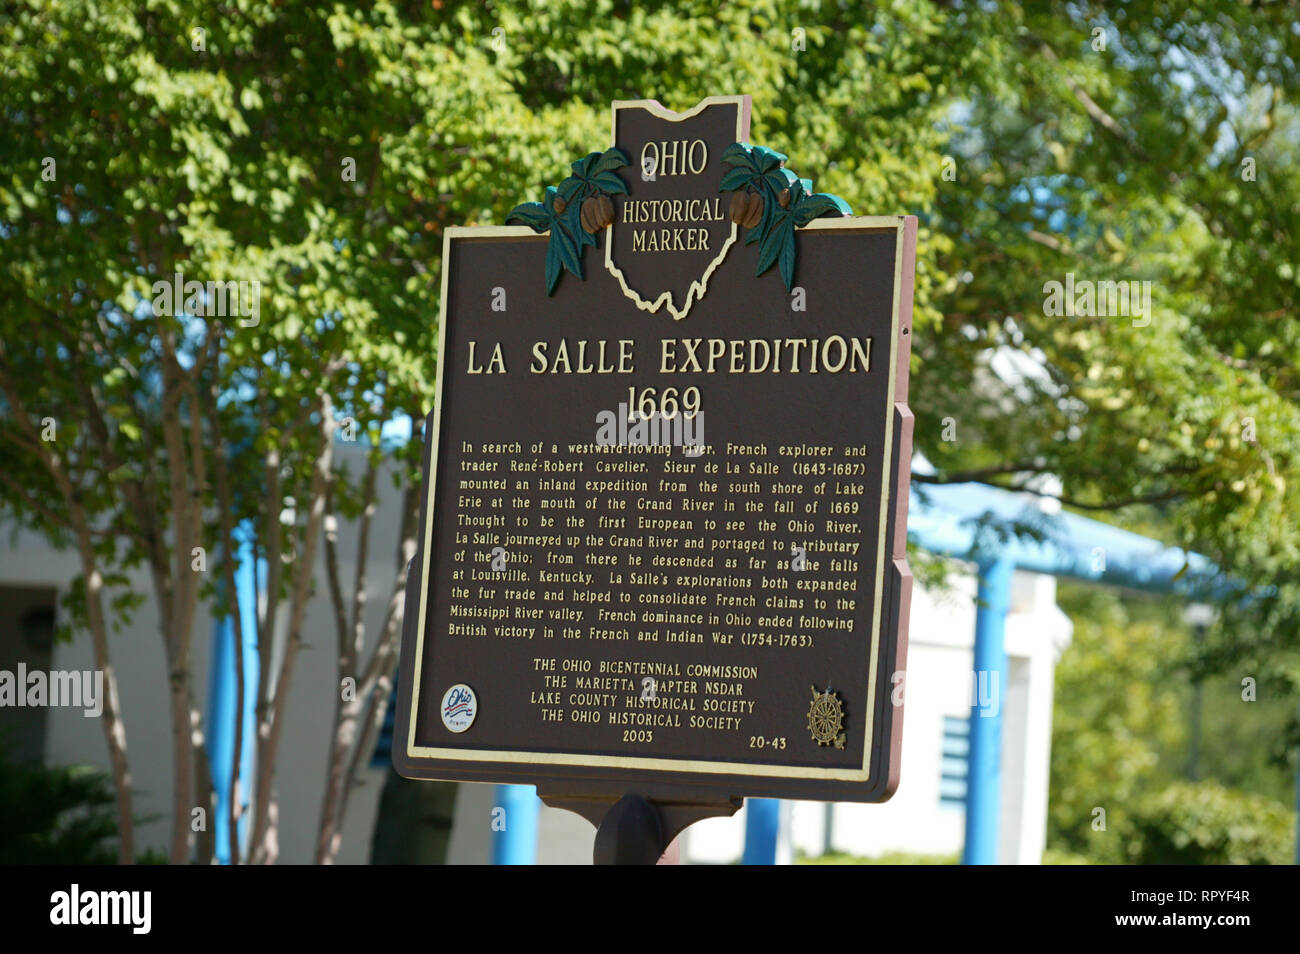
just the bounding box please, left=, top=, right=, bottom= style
left=0, top=587, right=59, bottom=764
left=939, top=716, right=969, bottom=810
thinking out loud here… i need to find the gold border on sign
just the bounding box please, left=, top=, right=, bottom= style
left=602, top=96, right=748, bottom=321
left=406, top=216, right=909, bottom=783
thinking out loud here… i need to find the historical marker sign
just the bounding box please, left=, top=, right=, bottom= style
left=393, top=96, right=916, bottom=827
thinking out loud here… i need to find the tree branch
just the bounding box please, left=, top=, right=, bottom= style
left=251, top=394, right=335, bottom=863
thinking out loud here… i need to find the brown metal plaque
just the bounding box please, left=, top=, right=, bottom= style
left=393, top=98, right=915, bottom=804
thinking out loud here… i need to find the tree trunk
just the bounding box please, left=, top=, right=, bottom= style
left=0, top=363, right=138, bottom=864
left=315, top=690, right=359, bottom=864
left=74, top=536, right=135, bottom=863
left=250, top=397, right=335, bottom=862
left=317, top=478, right=417, bottom=863
left=167, top=672, right=194, bottom=864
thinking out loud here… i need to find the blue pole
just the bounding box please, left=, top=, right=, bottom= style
left=491, top=784, right=540, bottom=864
left=208, top=615, right=236, bottom=863
left=963, top=554, right=1013, bottom=865
left=207, top=521, right=260, bottom=864
left=742, top=798, right=780, bottom=864
left=233, top=526, right=259, bottom=854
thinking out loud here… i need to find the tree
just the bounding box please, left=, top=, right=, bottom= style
left=1047, top=584, right=1188, bottom=862
left=0, top=0, right=549, bottom=863
left=1126, top=781, right=1293, bottom=865
left=915, top=1, right=1300, bottom=694
left=3, top=0, right=1296, bottom=864
left=1048, top=583, right=1295, bottom=863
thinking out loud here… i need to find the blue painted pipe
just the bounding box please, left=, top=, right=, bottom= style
left=742, top=798, right=780, bottom=864
left=963, top=554, right=1013, bottom=865
left=208, top=617, right=236, bottom=864
left=207, top=521, right=260, bottom=864
left=491, top=784, right=540, bottom=864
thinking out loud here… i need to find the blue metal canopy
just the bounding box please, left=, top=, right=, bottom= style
left=908, top=479, right=1223, bottom=597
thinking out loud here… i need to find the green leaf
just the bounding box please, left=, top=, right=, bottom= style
left=778, top=224, right=798, bottom=290
left=570, top=152, right=600, bottom=179
left=752, top=188, right=780, bottom=243
left=505, top=201, right=549, bottom=232
left=551, top=215, right=583, bottom=282
left=543, top=185, right=562, bottom=219
left=751, top=144, right=788, bottom=173
left=557, top=175, right=585, bottom=203
left=593, top=147, right=631, bottom=174
left=794, top=192, right=853, bottom=226
left=761, top=166, right=797, bottom=197
left=719, top=167, right=754, bottom=192
left=720, top=142, right=757, bottom=173
left=756, top=215, right=791, bottom=277
left=593, top=171, right=628, bottom=194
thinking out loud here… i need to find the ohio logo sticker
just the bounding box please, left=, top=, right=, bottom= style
left=440, top=684, right=477, bottom=733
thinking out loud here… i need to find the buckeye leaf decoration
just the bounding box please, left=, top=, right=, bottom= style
left=756, top=180, right=800, bottom=290
left=504, top=200, right=548, bottom=231
left=794, top=190, right=852, bottom=226
left=718, top=142, right=852, bottom=290
left=506, top=147, right=630, bottom=295
left=544, top=187, right=583, bottom=295
left=570, top=148, right=631, bottom=199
